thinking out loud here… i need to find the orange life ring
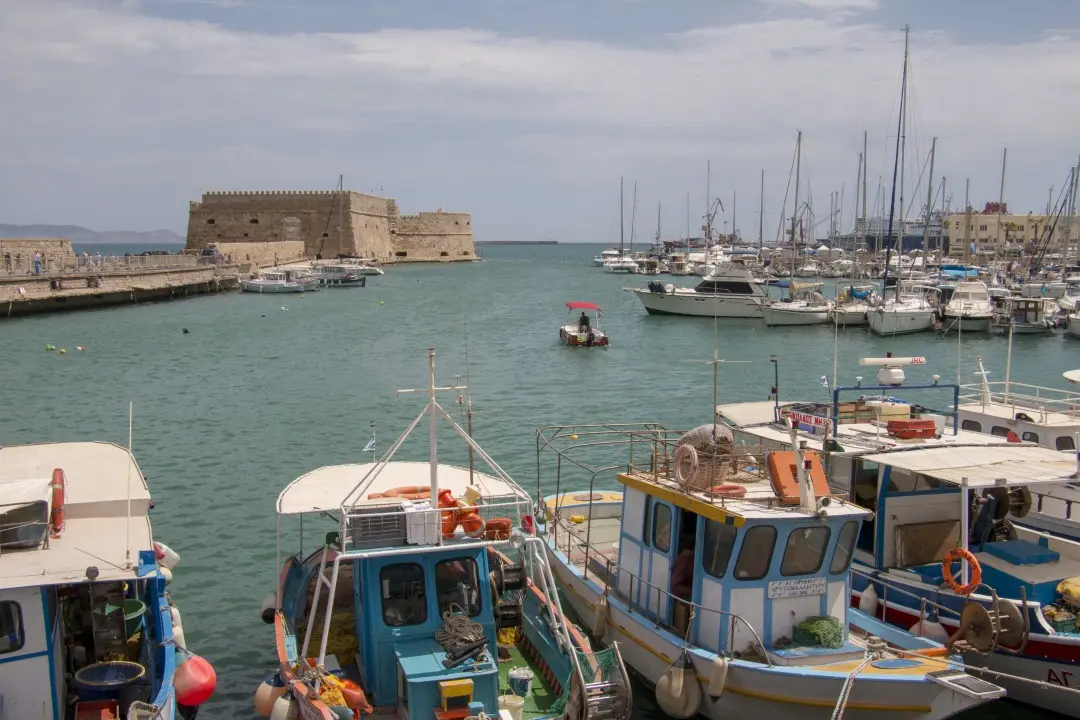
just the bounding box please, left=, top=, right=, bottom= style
left=942, top=547, right=981, bottom=596
left=50, top=468, right=66, bottom=538
left=710, top=484, right=746, bottom=498
left=368, top=485, right=431, bottom=500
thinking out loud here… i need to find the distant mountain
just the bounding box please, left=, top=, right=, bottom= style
left=0, top=224, right=184, bottom=245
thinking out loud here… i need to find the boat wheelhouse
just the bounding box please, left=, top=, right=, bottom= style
left=560, top=301, right=609, bottom=347
left=259, top=350, right=630, bottom=720
left=716, top=358, right=1080, bottom=716
left=0, top=442, right=208, bottom=720
left=626, top=266, right=768, bottom=318
left=537, top=423, right=1003, bottom=720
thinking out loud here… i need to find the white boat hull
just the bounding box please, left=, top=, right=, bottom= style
left=1067, top=318, right=1080, bottom=338
left=629, top=289, right=764, bottom=318
left=942, top=313, right=992, bottom=333
left=546, top=547, right=994, bottom=720
left=240, top=280, right=307, bottom=293
left=832, top=306, right=869, bottom=326
left=868, top=308, right=935, bottom=335
left=763, top=306, right=830, bottom=326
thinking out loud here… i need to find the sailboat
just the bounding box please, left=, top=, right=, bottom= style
left=867, top=28, right=936, bottom=336
left=763, top=132, right=831, bottom=327
left=603, top=179, right=638, bottom=274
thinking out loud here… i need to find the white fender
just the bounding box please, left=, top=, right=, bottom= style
left=674, top=445, right=699, bottom=488
left=170, top=605, right=183, bottom=630
left=154, top=541, right=181, bottom=569
left=910, top=618, right=948, bottom=643
left=269, top=694, right=299, bottom=720
left=591, top=594, right=608, bottom=639
left=160, top=567, right=173, bottom=586
left=254, top=672, right=287, bottom=717
left=857, top=583, right=879, bottom=616
left=655, top=649, right=702, bottom=719
left=707, top=655, right=728, bottom=698
left=172, top=623, right=187, bottom=650
left=260, top=593, right=277, bottom=624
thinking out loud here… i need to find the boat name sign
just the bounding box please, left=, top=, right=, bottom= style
left=784, top=410, right=830, bottom=430
left=768, top=577, right=827, bottom=599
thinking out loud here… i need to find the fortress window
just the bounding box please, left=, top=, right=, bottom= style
left=322, top=233, right=329, bottom=238
left=250, top=218, right=259, bottom=224
left=243, top=233, right=249, bottom=237
left=395, top=251, right=408, bottom=258
left=440, top=251, right=449, bottom=257
left=206, top=219, right=216, bottom=225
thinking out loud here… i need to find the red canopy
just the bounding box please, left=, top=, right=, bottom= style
left=566, top=301, right=601, bottom=311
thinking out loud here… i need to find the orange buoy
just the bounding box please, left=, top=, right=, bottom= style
left=439, top=490, right=462, bottom=538
left=50, top=468, right=66, bottom=538
left=175, top=652, right=216, bottom=706
left=942, top=547, right=981, bottom=596
left=341, top=679, right=373, bottom=714
left=460, top=512, right=486, bottom=537
left=369, top=486, right=431, bottom=501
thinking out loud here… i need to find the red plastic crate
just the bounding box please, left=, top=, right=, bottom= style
left=75, top=700, right=119, bottom=720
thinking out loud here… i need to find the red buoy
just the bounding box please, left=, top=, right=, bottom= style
left=175, top=652, right=217, bottom=706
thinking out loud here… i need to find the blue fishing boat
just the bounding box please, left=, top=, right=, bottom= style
left=0, top=441, right=213, bottom=719
left=254, top=349, right=631, bottom=720
left=718, top=355, right=1080, bottom=717
left=537, top=422, right=1004, bottom=720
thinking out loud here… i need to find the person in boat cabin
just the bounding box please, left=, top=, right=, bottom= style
left=671, top=530, right=696, bottom=601
left=579, top=311, right=590, bottom=333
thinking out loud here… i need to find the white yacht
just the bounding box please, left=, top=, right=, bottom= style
left=603, top=256, right=639, bottom=274
left=627, top=266, right=768, bottom=317
left=337, top=257, right=385, bottom=276
left=942, top=281, right=994, bottom=332
left=240, top=269, right=318, bottom=294
left=830, top=284, right=873, bottom=326
left=762, top=287, right=830, bottom=326
left=592, top=248, right=621, bottom=267
left=867, top=284, right=936, bottom=335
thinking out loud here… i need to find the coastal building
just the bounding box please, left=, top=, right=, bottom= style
left=944, top=202, right=1080, bottom=258
left=185, top=190, right=476, bottom=263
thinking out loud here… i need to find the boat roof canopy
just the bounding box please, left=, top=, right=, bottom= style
left=1064, top=369, right=1080, bottom=385
left=860, top=445, right=1076, bottom=488
left=566, top=301, right=601, bottom=311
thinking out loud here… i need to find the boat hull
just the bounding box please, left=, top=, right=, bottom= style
left=546, top=544, right=993, bottom=720
left=629, top=289, right=764, bottom=318
left=763, top=307, right=830, bottom=326
left=240, top=281, right=307, bottom=293
left=942, top=313, right=992, bottom=333
left=832, top=307, right=869, bottom=326
left=560, top=326, right=609, bottom=347
left=868, top=308, right=935, bottom=335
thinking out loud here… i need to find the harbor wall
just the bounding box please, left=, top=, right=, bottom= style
left=0, top=239, right=75, bottom=270
left=185, top=190, right=474, bottom=263
left=208, top=240, right=306, bottom=268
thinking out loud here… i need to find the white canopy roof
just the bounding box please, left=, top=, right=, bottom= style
left=859, top=445, right=1076, bottom=488
left=277, top=461, right=528, bottom=515
left=1064, top=370, right=1080, bottom=385
left=0, top=442, right=152, bottom=590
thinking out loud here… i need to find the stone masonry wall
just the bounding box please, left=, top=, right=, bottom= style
left=0, top=239, right=75, bottom=267
left=208, top=241, right=306, bottom=268
left=391, top=211, right=475, bottom=261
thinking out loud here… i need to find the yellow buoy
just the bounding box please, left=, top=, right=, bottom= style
left=569, top=514, right=585, bottom=524
left=379, top=301, right=385, bottom=305
left=58, top=348, right=67, bottom=355
left=568, top=433, right=579, bottom=441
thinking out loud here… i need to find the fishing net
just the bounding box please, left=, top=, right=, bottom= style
left=792, top=615, right=845, bottom=649
left=548, top=646, right=623, bottom=718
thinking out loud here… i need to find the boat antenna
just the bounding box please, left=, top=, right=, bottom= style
left=463, top=319, right=475, bottom=482
left=771, top=355, right=780, bottom=422
left=125, top=401, right=133, bottom=566
left=681, top=312, right=750, bottom=444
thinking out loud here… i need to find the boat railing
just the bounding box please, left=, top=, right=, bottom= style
left=958, top=380, right=1080, bottom=420
left=549, top=513, right=773, bottom=665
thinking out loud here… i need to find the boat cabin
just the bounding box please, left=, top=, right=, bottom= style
left=0, top=443, right=175, bottom=720
left=956, top=370, right=1080, bottom=453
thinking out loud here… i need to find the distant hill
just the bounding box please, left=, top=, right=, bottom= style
left=0, top=224, right=184, bottom=245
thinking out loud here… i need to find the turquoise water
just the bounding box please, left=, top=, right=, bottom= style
left=1, top=243, right=1071, bottom=718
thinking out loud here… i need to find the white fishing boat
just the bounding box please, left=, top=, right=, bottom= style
left=942, top=281, right=994, bottom=332
left=763, top=288, right=830, bottom=326
left=831, top=285, right=873, bottom=326
left=255, top=350, right=632, bottom=720
left=627, top=266, right=769, bottom=317
left=537, top=422, right=1004, bottom=720
left=0, top=441, right=215, bottom=719
left=241, top=269, right=318, bottom=293
left=337, top=257, right=385, bottom=276
left=991, top=297, right=1057, bottom=334
left=310, top=264, right=367, bottom=287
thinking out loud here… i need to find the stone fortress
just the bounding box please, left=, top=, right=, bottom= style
left=185, top=189, right=475, bottom=265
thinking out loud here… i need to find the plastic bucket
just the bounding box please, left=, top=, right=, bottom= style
left=507, top=667, right=534, bottom=697
left=498, top=694, right=525, bottom=720
left=95, top=599, right=147, bottom=638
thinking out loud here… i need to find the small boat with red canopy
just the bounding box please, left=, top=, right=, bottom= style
left=560, top=301, right=609, bottom=347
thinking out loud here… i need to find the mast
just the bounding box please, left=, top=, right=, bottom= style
left=629, top=181, right=638, bottom=253
left=922, top=138, right=937, bottom=252
left=882, top=25, right=909, bottom=301
left=706, top=160, right=712, bottom=245
left=862, top=130, right=868, bottom=246
left=338, top=173, right=344, bottom=254
left=758, top=169, right=765, bottom=253
left=964, top=178, right=972, bottom=265
left=897, top=25, right=909, bottom=276
left=686, top=192, right=691, bottom=254
left=790, top=131, right=802, bottom=290
left=732, top=190, right=737, bottom=242
left=997, top=148, right=1008, bottom=253
left=655, top=202, right=662, bottom=252
left=619, top=177, right=625, bottom=256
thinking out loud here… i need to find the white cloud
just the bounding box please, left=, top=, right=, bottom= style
left=758, top=0, right=879, bottom=10
left=0, top=0, right=1077, bottom=239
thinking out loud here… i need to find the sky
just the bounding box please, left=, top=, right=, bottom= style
left=2, top=0, right=1079, bottom=243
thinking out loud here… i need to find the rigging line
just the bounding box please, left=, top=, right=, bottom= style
left=774, top=133, right=800, bottom=244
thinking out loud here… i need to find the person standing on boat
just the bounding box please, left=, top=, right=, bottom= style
left=579, top=311, right=590, bottom=333
left=671, top=531, right=695, bottom=600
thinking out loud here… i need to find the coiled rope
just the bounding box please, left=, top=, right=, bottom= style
left=434, top=607, right=485, bottom=653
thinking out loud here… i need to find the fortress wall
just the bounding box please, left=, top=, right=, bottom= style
left=345, top=192, right=395, bottom=261
left=0, top=238, right=76, bottom=261
left=208, top=240, right=306, bottom=268
left=392, top=211, right=475, bottom=261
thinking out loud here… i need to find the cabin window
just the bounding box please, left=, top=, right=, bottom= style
left=652, top=503, right=672, bottom=553
left=781, top=526, right=831, bottom=577
left=0, top=601, right=24, bottom=654
left=1057, top=436, right=1076, bottom=451
left=380, top=563, right=427, bottom=627
left=852, top=459, right=879, bottom=505
left=702, top=520, right=738, bottom=579
left=990, top=426, right=1010, bottom=438
left=436, top=558, right=481, bottom=617
left=1022, top=431, right=1039, bottom=444
left=829, top=522, right=859, bottom=574
left=733, top=526, right=776, bottom=580
left=960, top=420, right=982, bottom=432
left=642, top=496, right=652, bottom=548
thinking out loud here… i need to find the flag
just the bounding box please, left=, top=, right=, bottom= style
left=363, top=433, right=376, bottom=454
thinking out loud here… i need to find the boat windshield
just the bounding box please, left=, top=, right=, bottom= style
left=435, top=557, right=482, bottom=617
left=694, top=279, right=756, bottom=295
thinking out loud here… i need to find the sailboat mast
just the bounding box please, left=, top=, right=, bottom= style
left=706, top=160, right=712, bottom=245
left=732, top=190, right=737, bottom=242
left=964, top=178, right=972, bottom=265
left=862, top=130, right=868, bottom=244
left=922, top=138, right=937, bottom=251
left=426, top=348, right=440, bottom=544
left=758, top=169, right=765, bottom=253
left=882, top=25, right=909, bottom=300
left=619, top=177, right=625, bottom=255
left=897, top=26, right=909, bottom=268
left=630, top=182, right=638, bottom=252
left=791, top=131, right=802, bottom=285
left=656, top=202, right=662, bottom=250
left=997, top=148, right=1008, bottom=251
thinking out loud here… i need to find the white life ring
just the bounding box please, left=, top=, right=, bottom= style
left=674, top=445, right=699, bottom=488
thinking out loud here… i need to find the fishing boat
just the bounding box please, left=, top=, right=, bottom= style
left=337, top=257, right=386, bottom=276
left=241, top=269, right=318, bottom=293
left=254, top=350, right=631, bottom=720
left=831, top=285, right=873, bottom=326
left=560, top=301, right=609, bottom=347
left=763, top=288, right=830, bottom=326
left=310, top=264, right=368, bottom=288
left=626, top=266, right=769, bottom=317
left=942, top=282, right=994, bottom=333
left=0, top=441, right=214, bottom=719
left=716, top=356, right=1080, bottom=716
left=990, top=297, right=1057, bottom=334
left=537, top=422, right=1004, bottom=720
